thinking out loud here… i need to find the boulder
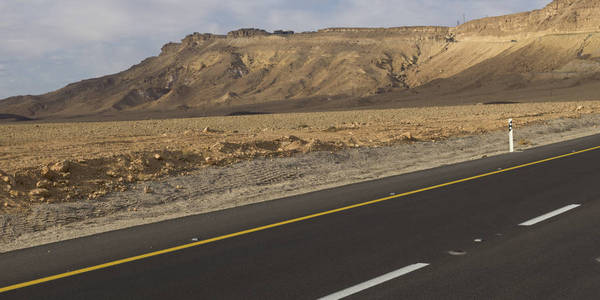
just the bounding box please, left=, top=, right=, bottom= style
left=29, top=188, right=50, bottom=197
left=36, top=180, right=52, bottom=189
left=1, top=175, right=14, bottom=185
left=50, top=161, right=71, bottom=173
left=41, top=166, right=57, bottom=180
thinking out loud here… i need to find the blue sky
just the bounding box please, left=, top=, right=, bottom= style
left=0, top=0, right=550, bottom=99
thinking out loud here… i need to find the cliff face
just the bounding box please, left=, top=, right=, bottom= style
left=2, top=0, right=600, bottom=120
left=455, top=0, right=600, bottom=37
left=318, top=26, right=450, bottom=34
left=0, top=26, right=453, bottom=119
left=227, top=28, right=270, bottom=38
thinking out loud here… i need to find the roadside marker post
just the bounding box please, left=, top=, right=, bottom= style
left=509, top=118, right=514, bottom=153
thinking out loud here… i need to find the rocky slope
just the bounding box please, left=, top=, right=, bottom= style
left=455, top=0, right=600, bottom=37
left=1, top=0, right=600, bottom=120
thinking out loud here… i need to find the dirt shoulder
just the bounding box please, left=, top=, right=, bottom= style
left=1, top=101, right=600, bottom=251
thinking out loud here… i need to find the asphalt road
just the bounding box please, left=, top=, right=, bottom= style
left=2, top=133, right=600, bottom=299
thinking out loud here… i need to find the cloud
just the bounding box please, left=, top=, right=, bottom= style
left=0, top=0, right=552, bottom=99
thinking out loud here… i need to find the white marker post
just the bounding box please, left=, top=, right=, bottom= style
left=508, top=118, right=514, bottom=153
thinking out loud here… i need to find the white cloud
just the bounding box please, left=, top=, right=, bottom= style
left=0, top=0, right=552, bottom=99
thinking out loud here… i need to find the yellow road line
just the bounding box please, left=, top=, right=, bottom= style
left=2, top=145, right=600, bottom=293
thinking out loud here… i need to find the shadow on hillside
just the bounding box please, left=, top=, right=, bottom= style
left=0, top=114, right=34, bottom=122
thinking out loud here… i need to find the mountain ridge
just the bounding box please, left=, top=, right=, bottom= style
left=2, top=0, right=600, bottom=121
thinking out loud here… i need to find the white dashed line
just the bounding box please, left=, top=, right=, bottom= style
left=318, top=263, right=429, bottom=300
left=519, top=204, right=581, bottom=226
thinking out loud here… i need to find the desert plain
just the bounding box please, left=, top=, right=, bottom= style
left=2, top=100, right=600, bottom=251
left=1, top=100, right=598, bottom=212
left=0, top=101, right=600, bottom=251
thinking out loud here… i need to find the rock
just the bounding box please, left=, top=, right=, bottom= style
left=227, top=28, right=270, bottom=38
left=576, top=105, right=584, bottom=111
left=2, top=184, right=11, bottom=192
left=205, top=157, right=212, bottom=162
left=181, top=32, right=217, bottom=47
left=1, top=175, right=13, bottom=185
left=273, top=30, right=294, bottom=35
left=143, top=186, right=153, bottom=194
left=202, top=127, right=211, bottom=133
left=176, top=185, right=184, bottom=189
left=29, top=188, right=50, bottom=197
left=210, top=141, right=240, bottom=153
left=401, top=132, right=414, bottom=141
left=50, top=161, right=71, bottom=173
left=154, top=153, right=163, bottom=160
left=285, top=135, right=301, bottom=142
left=41, top=166, right=56, bottom=180
left=36, top=180, right=52, bottom=189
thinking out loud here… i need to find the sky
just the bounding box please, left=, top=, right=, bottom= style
left=0, top=0, right=551, bottom=99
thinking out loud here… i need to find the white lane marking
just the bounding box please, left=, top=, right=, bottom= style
left=519, top=204, right=581, bottom=226
left=447, top=250, right=467, bottom=256
left=318, top=263, right=429, bottom=300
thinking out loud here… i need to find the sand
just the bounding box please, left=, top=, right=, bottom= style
left=1, top=109, right=599, bottom=252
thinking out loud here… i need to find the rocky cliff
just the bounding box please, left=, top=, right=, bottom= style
left=2, top=0, right=600, bottom=120
left=455, top=0, right=600, bottom=37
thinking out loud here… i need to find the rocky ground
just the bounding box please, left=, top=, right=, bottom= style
left=1, top=100, right=600, bottom=251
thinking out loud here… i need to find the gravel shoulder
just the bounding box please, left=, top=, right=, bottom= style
left=2, top=114, right=599, bottom=252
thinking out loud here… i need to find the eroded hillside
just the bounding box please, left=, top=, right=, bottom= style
left=1, top=0, right=600, bottom=120
left=455, top=0, right=600, bottom=37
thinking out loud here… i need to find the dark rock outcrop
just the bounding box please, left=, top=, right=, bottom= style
left=227, top=28, right=270, bottom=38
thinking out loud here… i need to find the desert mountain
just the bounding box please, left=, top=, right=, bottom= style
left=2, top=0, right=600, bottom=120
